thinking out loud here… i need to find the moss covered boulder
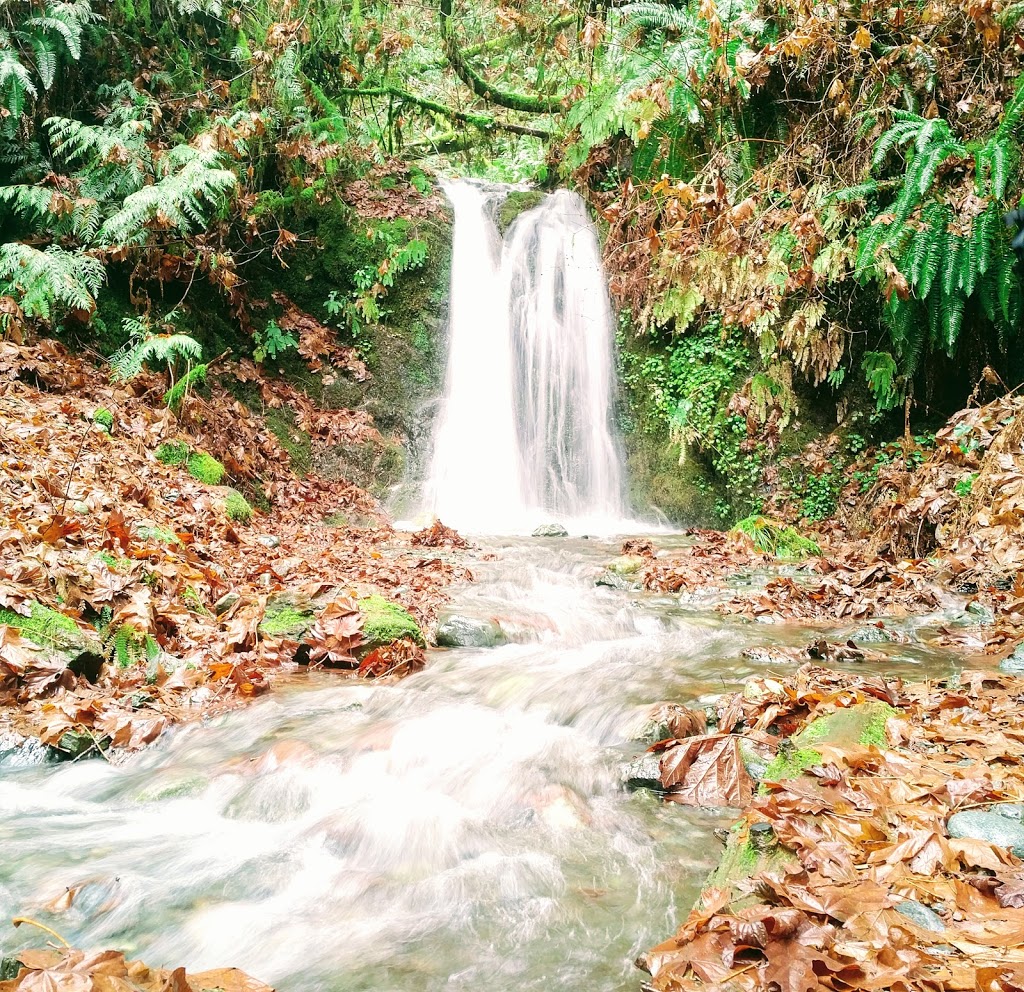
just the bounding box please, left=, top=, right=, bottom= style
left=0, top=601, right=104, bottom=680
left=705, top=821, right=799, bottom=909
left=358, top=595, right=424, bottom=650
left=258, top=592, right=423, bottom=659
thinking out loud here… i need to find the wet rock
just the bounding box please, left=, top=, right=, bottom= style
left=436, top=613, right=507, bottom=648
left=946, top=809, right=1024, bottom=856
left=896, top=899, right=946, bottom=932
left=0, top=731, right=51, bottom=767
left=595, top=572, right=634, bottom=590
left=606, top=555, right=646, bottom=576
left=257, top=535, right=282, bottom=549
left=621, top=753, right=663, bottom=791
left=849, top=624, right=902, bottom=643
left=966, top=601, right=995, bottom=623
left=999, top=644, right=1024, bottom=674
left=214, top=591, right=241, bottom=616
left=52, top=729, right=109, bottom=761
left=993, top=803, right=1024, bottom=822
left=532, top=523, right=568, bottom=537
left=739, top=738, right=772, bottom=781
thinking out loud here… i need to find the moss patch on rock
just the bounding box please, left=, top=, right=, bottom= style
left=93, top=408, right=114, bottom=433
left=259, top=597, right=315, bottom=639
left=358, top=595, right=424, bottom=648
left=497, top=190, right=546, bottom=233
left=0, top=601, right=104, bottom=679
left=705, top=823, right=799, bottom=908
left=761, top=746, right=822, bottom=783
left=265, top=406, right=313, bottom=476
left=156, top=441, right=190, bottom=466
left=187, top=451, right=226, bottom=485
left=224, top=489, right=254, bottom=523
left=796, top=701, right=899, bottom=749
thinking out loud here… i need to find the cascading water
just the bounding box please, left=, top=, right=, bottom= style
left=424, top=181, right=626, bottom=534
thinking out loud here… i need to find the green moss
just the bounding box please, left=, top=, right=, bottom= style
left=358, top=595, right=424, bottom=647
left=497, top=190, right=546, bottom=233
left=136, top=524, right=180, bottom=545
left=796, top=701, right=899, bottom=749
left=761, top=746, right=822, bottom=783
left=96, top=551, right=131, bottom=571
left=265, top=406, right=313, bottom=476
left=156, top=441, right=190, bottom=466
left=259, top=603, right=314, bottom=638
left=187, top=451, right=226, bottom=485
left=857, top=704, right=897, bottom=747
left=705, top=823, right=799, bottom=903
left=0, top=601, right=80, bottom=648
left=730, top=515, right=821, bottom=558
left=224, top=489, right=254, bottom=523
left=93, top=408, right=114, bottom=433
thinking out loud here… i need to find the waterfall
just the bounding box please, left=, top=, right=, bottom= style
left=424, top=181, right=627, bottom=534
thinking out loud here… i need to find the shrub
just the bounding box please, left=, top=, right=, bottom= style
left=731, top=515, right=821, bottom=559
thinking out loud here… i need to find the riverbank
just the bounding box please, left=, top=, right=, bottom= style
left=638, top=663, right=1024, bottom=992
left=0, top=339, right=469, bottom=760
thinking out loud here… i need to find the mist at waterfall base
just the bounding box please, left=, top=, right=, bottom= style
left=422, top=182, right=631, bottom=536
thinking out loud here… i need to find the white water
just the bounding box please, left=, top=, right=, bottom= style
left=424, top=182, right=627, bottom=535
left=0, top=539, right=949, bottom=990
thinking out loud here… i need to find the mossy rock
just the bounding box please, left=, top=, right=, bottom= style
left=224, top=489, right=254, bottom=523
left=156, top=440, right=190, bottom=466
left=704, top=822, right=799, bottom=909
left=794, top=700, right=898, bottom=750
left=52, top=729, right=110, bottom=760
left=187, top=451, right=226, bottom=485
left=606, top=555, right=646, bottom=576
left=358, top=595, right=424, bottom=650
left=497, top=190, right=546, bottom=234
left=259, top=595, right=316, bottom=639
left=93, top=408, right=114, bottom=433
left=0, top=602, right=104, bottom=680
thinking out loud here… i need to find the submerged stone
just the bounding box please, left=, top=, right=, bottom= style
left=533, top=523, right=569, bottom=537
left=947, top=809, right=1024, bottom=856
left=436, top=614, right=507, bottom=648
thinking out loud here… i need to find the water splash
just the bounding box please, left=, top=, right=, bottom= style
left=424, top=182, right=626, bottom=535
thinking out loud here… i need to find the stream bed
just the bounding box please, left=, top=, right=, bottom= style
left=0, top=537, right=966, bottom=991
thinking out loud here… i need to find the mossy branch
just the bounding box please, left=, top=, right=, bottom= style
left=438, top=0, right=565, bottom=115
left=337, top=86, right=551, bottom=138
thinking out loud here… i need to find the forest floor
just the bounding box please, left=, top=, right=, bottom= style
left=0, top=338, right=471, bottom=760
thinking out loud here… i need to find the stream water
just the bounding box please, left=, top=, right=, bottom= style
left=0, top=538, right=960, bottom=991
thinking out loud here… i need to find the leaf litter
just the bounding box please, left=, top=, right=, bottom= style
left=0, top=338, right=470, bottom=755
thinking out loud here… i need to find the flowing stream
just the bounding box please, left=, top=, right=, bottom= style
left=0, top=541, right=955, bottom=990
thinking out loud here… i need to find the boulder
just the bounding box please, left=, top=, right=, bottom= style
left=947, top=809, right=1024, bottom=857
left=0, top=601, right=103, bottom=681
left=358, top=595, right=424, bottom=651
left=436, top=614, right=507, bottom=648
left=532, top=523, right=568, bottom=537
left=621, top=753, right=663, bottom=791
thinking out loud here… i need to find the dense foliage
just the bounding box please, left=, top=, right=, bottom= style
left=1, top=0, right=1022, bottom=521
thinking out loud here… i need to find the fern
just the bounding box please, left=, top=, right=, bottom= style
left=846, top=79, right=1024, bottom=375
left=110, top=317, right=202, bottom=382
left=0, top=243, right=104, bottom=321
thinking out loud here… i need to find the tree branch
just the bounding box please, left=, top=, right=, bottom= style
left=337, top=86, right=551, bottom=138
left=438, top=0, right=565, bottom=115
